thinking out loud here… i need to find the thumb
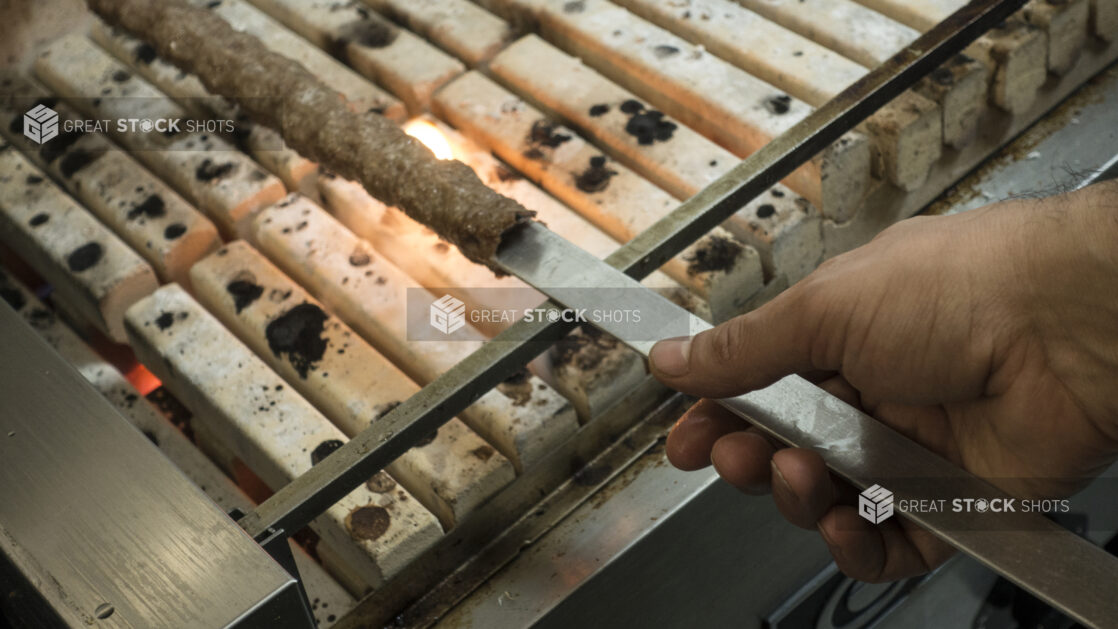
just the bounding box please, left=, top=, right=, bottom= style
left=649, top=282, right=835, bottom=398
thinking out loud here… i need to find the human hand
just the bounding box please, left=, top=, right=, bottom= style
left=650, top=181, right=1118, bottom=582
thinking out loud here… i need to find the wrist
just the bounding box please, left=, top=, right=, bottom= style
left=1024, top=180, right=1118, bottom=443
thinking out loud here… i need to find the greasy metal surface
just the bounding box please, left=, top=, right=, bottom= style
left=435, top=406, right=829, bottom=629
left=495, top=225, right=1118, bottom=628
left=0, top=304, right=307, bottom=628
left=339, top=381, right=688, bottom=629
left=240, top=0, right=1027, bottom=544
left=925, top=63, right=1118, bottom=214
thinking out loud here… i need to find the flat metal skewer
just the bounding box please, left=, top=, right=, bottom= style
left=497, top=222, right=1118, bottom=628
left=237, top=2, right=1118, bottom=624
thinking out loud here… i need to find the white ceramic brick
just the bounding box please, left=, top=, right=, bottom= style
left=250, top=195, right=579, bottom=468
left=90, top=25, right=318, bottom=197
left=478, top=0, right=871, bottom=219
left=361, top=0, right=514, bottom=65
left=0, top=149, right=157, bottom=342
left=243, top=0, right=464, bottom=114
left=190, top=240, right=515, bottom=529
left=33, top=34, right=287, bottom=238
left=853, top=0, right=1048, bottom=114
left=0, top=78, right=220, bottom=288
left=124, top=284, right=443, bottom=588
left=186, top=0, right=405, bottom=119
left=1024, top=0, right=1091, bottom=75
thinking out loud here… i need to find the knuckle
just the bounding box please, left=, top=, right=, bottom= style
left=707, top=317, right=748, bottom=366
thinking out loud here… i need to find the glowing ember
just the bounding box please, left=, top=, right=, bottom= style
left=404, top=119, right=454, bottom=160
left=125, top=363, right=162, bottom=396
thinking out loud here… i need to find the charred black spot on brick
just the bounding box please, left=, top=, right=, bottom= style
left=951, top=54, right=975, bottom=67
left=764, top=94, right=792, bottom=115
left=575, top=155, right=617, bottom=193
left=685, top=235, right=742, bottom=275
left=930, top=67, right=955, bottom=86
left=39, top=130, right=85, bottom=164
left=494, top=164, right=521, bottom=182
left=346, top=505, right=391, bottom=541
left=265, top=302, right=329, bottom=379
left=589, top=104, right=610, bottom=117
left=127, top=194, right=166, bottom=221
left=25, top=175, right=43, bottom=185
left=66, top=242, right=103, bottom=272
left=164, top=223, right=187, bottom=240
left=620, top=99, right=644, bottom=114
left=311, top=439, right=344, bottom=466
left=413, top=428, right=439, bottom=449
left=28, top=307, right=54, bottom=330
left=135, top=43, right=157, bottom=64
left=504, top=369, right=530, bottom=385
left=111, top=70, right=131, bottom=83
left=29, top=213, right=50, bottom=227
left=227, top=278, right=264, bottom=314
left=553, top=326, right=619, bottom=371
left=624, top=108, right=677, bottom=145
left=155, top=311, right=176, bottom=330
left=497, top=368, right=533, bottom=406
left=328, top=18, right=397, bottom=62
left=366, top=472, right=396, bottom=493
left=0, top=282, right=25, bottom=311
left=527, top=119, right=571, bottom=151
left=756, top=204, right=776, bottom=219
left=653, top=44, right=679, bottom=58
left=59, top=148, right=102, bottom=178
left=471, top=445, right=495, bottom=461
left=348, top=248, right=371, bottom=267
left=147, top=386, right=193, bottom=434
left=195, top=159, right=235, bottom=182
left=563, top=0, right=586, bottom=12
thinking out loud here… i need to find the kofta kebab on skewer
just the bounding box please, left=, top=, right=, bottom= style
left=84, top=0, right=533, bottom=269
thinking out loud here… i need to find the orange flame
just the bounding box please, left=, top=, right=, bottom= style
left=404, top=119, right=454, bottom=160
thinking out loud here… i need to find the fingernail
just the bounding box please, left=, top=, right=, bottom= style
left=650, top=337, right=691, bottom=377
left=771, top=460, right=796, bottom=506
